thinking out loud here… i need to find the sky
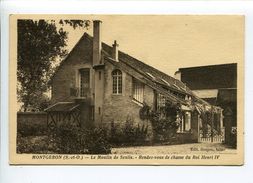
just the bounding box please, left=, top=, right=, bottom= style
left=62, top=15, right=244, bottom=76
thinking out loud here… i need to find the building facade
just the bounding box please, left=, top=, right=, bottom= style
left=175, top=63, right=237, bottom=145
left=46, top=20, right=219, bottom=143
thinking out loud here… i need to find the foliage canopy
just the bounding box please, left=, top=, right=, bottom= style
left=17, top=19, right=89, bottom=111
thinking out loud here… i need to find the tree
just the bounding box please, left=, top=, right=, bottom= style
left=17, top=19, right=90, bottom=111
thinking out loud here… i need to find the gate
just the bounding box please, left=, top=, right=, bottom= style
left=199, top=107, right=224, bottom=143
left=199, top=127, right=225, bottom=143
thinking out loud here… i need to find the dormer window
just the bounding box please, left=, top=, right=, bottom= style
left=161, top=78, right=171, bottom=86
left=112, top=69, right=122, bottom=94
left=146, top=72, right=155, bottom=80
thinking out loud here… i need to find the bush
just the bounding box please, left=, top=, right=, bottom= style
left=50, top=123, right=111, bottom=154
left=110, top=117, right=149, bottom=146
left=138, top=102, right=181, bottom=143
left=17, top=122, right=47, bottom=137
left=148, top=102, right=180, bottom=143
left=17, top=122, right=111, bottom=154
left=16, top=133, right=51, bottom=154
left=150, top=114, right=179, bottom=142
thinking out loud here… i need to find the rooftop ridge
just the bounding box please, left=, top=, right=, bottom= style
left=178, top=63, right=237, bottom=71
left=53, top=32, right=192, bottom=95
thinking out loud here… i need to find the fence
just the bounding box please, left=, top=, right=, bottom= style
left=199, top=127, right=225, bottom=143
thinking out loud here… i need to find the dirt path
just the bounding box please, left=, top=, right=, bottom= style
left=112, top=143, right=237, bottom=155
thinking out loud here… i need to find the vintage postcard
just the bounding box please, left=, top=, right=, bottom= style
left=9, top=15, right=244, bottom=165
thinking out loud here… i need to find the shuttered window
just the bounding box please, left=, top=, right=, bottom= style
left=112, top=69, right=122, bottom=94
left=133, top=78, right=144, bottom=103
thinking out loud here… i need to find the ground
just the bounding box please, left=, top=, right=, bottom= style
left=17, top=135, right=236, bottom=155
left=111, top=143, right=237, bottom=155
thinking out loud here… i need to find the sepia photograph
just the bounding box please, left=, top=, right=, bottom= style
left=9, top=15, right=244, bottom=165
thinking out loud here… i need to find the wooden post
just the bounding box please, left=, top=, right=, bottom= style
left=223, top=107, right=233, bottom=145
left=191, top=110, right=200, bottom=143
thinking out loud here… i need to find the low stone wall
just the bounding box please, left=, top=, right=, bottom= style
left=17, top=112, right=47, bottom=123
left=17, top=112, right=47, bottom=136
left=175, top=132, right=197, bottom=144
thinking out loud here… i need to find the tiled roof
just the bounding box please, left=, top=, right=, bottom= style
left=51, top=33, right=217, bottom=111
left=101, top=38, right=193, bottom=96
left=99, top=35, right=219, bottom=111
left=52, top=32, right=192, bottom=96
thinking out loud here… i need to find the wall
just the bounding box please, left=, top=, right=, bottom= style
left=190, top=111, right=200, bottom=142
left=51, top=34, right=93, bottom=104
left=17, top=112, right=47, bottom=125
left=17, top=112, right=47, bottom=135
left=179, top=63, right=237, bottom=90
left=175, top=133, right=194, bottom=144
left=94, top=68, right=105, bottom=124
left=193, top=89, right=218, bottom=99
left=102, top=61, right=155, bottom=140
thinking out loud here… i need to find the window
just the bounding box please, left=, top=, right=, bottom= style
left=112, top=69, right=122, bottom=94
left=177, top=112, right=191, bottom=132
left=157, top=93, right=166, bottom=111
left=79, top=69, right=90, bottom=97
left=184, top=112, right=191, bottom=131
left=133, top=78, right=144, bottom=103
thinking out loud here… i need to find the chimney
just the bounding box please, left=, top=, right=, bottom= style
left=112, top=40, right=119, bottom=62
left=93, top=20, right=102, bottom=66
